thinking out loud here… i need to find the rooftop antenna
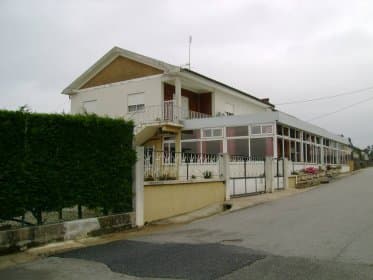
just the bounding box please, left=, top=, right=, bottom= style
left=188, top=35, right=192, bottom=69
left=181, top=35, right=192, bottom=69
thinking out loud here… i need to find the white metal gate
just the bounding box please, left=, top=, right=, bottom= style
left=229, top=156, right=266, bottom=196
left=273, top=158, right=285, bottom=190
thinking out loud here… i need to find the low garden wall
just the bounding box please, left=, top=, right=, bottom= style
left=144, top=180, right=225, bottom=223
left=288, top=166, right=347, bottom=189
left=0, top=212, right=134, bottom=255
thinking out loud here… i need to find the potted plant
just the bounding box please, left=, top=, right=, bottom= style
left=203, top=170, right=212, bottom=179
left=144, top=175, right=154, bottom=181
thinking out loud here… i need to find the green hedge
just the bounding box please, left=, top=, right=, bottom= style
left=0, top=110, right=136, bottom=224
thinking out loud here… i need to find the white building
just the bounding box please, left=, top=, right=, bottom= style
left=62, top=47, right=351, bottom=169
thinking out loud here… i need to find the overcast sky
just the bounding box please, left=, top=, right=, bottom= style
left=0, top=0, right=372, bottom=148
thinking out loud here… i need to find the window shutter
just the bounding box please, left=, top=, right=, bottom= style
left=128, top=93, right=145, bottom=106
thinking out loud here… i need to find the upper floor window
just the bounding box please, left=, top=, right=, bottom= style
left=261, top=125, right=273, bottom=134
left=128, top=92, right=145, bottom=112
left=202, top=128, right=223, bottom=138
left=182, top=130, right=200, bottom=140
left=226, top=126, right=248, bottom=137
left=251, top=124, right=273, bottom=135
left=251, top=125, right=261, bottom=135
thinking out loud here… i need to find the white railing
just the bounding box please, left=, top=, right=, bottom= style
left=144, top=151, right=222, bottom=181
left=127, top=101, right=212, bottom=127
left=188, top=110, right=211, bottom=119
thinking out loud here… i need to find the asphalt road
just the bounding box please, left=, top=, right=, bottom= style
left=2, top=168, right=373, bottom=279
left=138, top=167, right=373, bottom=264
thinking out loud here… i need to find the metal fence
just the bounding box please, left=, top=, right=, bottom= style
left=144, top=151, right=223, bottom=181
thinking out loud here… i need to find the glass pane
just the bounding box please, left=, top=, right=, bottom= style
left=136, top=104, right=145, bottom=111
left=296, top=142, right=301, bottom=162
left=227, top=139, right=249, bottom=156
left=284, top=139, right=290, bottom=159
left=307, top=144, right=311, bottom=162
left=250, top=138, right=273, bottom=159
left=251, top=125, right=261, bottom=135
left=181, top=141, right=200, bottom=154
left=213, top=128, right=222, bottom=137
left=262, top=125, right=273, bottom=134
left=226, top=126, right=248, bottom=137
left=181, top=130, right=200, bottom=140
left=290, top=141, right=296, bottom=161
left=202, top=140, right=222, bottom=154
left=277, top=138, right=283, bottom=158
left=303, top=143, right=307, bottom=161
left=277, top=124, right=283, bottom=135
left=203, top=129, right=212, bottom=137
left=128, top=105, right=137, bottom=112
left=283, top=127, right=289, bottom=136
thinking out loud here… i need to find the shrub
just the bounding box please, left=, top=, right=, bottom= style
left=0, top=110, right=136, bottom=224
left=304, top=167, right=318, bottom=175
left=203, top=170, right=212, bottom=179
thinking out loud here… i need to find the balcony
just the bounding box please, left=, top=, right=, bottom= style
left=127, top=100, right=211, bottom=129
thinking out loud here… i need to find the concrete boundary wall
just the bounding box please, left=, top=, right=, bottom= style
left=0, top=212, right=134, bottom=255
left=144, top=180, right=225, bottom=223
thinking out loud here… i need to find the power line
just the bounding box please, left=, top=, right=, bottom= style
left=275, top=86, right=373, bottom=105
left=307, top=95, right=373, bottom=122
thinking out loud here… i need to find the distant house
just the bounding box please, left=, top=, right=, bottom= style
left=62, top=47, right=351, bottom=167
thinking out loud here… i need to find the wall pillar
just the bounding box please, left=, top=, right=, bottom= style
left=281, top=137, right=285, bottom=160
left=175, top=77, right=182, bottom=109
left=273, top=123, right=278, bottom=158
left=283, top=158, right=289, bottom=189
left=300, top=131, right=304, bottom=162
left=175, top=130, right=181, bottom=154
left=133, top=146, right=144, bottom=227
left=320, top=137, right=325, bottom=165
left=265, top=156, right=274, bottom=193
left=175, top=130, right=181, bottom=179
left=221, top=153, right=231, bottom=201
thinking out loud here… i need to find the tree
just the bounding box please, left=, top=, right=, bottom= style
left=365, top=145, right=373, bottom=160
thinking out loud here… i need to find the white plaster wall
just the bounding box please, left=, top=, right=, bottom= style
left=340, top=165, right=350, bottom=173
left=70, top=76, right=163, bottom=118
left=213, top=90, right=267, bottom=116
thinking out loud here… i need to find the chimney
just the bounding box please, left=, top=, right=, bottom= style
left=261, top=98, right=270, bottom=104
